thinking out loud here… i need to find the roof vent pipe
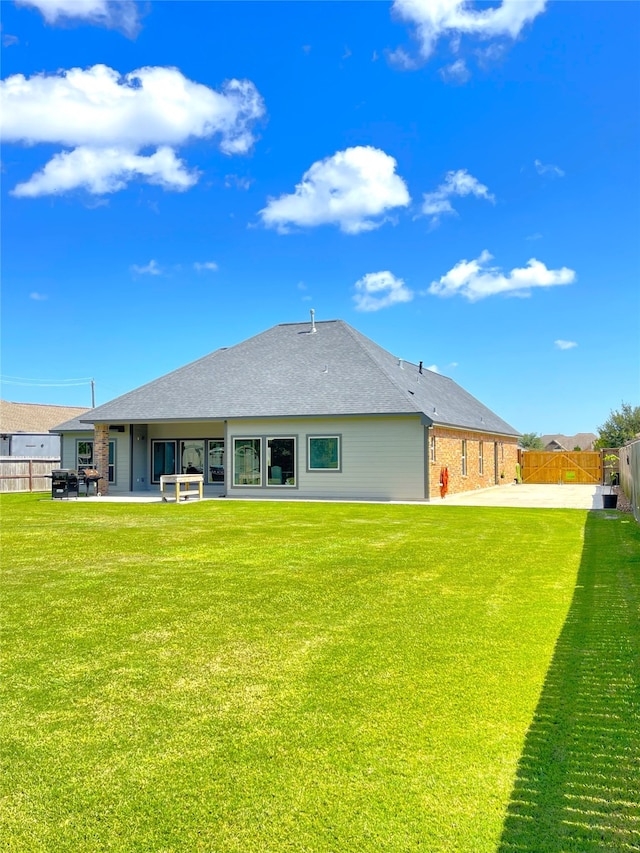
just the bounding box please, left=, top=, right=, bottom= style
left=310, top=309, right=317, bottom=334
left=419, top=361, right=423, bottom=374
left=398, top=358, right=404, bottom=369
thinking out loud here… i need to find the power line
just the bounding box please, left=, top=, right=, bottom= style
left=1, top=375, right=96, bottom=407
left=1, top=380, right=91, bottom=387
left=1, top=374, right=93, bottom=383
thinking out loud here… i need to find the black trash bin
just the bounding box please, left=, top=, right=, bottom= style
left=51, top=469, right=79, bottom=499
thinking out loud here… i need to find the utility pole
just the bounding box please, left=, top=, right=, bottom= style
left=91, top=379, right=95, bottom=408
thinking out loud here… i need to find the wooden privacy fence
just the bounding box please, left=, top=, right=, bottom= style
left=619, top=439, right=640, bottom=524
left=521, top=451, right=602, bottom=485
left=0, top=457, right=59, bottom=493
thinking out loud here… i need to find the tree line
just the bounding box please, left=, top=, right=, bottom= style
left=520, top=402, right=640, bottom=450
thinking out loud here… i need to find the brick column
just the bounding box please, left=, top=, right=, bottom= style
left=94, top=423, right=109, bottom=495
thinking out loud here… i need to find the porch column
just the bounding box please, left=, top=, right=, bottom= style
left=94, top=423, right=109, bottom=495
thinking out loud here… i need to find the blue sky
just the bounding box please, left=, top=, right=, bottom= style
left=2, top=0, right=638, bottom=435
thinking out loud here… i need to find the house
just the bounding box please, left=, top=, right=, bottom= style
left=1, top=400, right=90, bottom=457
left=540, top=433, right=598, bottom=452
left=53, top=319, right=520, bottom=501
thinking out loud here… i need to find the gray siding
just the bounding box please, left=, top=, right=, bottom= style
left=6, top=434, right=61, bottom=457
left=111, top=429, right=130, bottom=494
left=226, top=415, right=426, bottom=501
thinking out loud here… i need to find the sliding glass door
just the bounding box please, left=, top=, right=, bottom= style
left=152, top=440, right=176, bottom=483
left=208, top=440, right=225, bottom=483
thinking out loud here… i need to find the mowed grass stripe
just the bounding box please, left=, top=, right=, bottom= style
left=0, top=494, right=620, bottom=852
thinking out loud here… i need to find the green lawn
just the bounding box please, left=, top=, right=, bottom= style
left=1, top=494, right=638, bottom=852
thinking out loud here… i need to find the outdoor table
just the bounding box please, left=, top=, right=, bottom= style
left=160, top=473, right=204, bottom=502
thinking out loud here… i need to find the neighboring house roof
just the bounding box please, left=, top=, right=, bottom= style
left=53, top=320, right=519, bottom=437
left=540, top=433, right=597, bottom=451
left=0, top=400, right=90, bottom=434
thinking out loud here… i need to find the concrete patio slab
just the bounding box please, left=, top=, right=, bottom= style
left=432, top=484, right=603, bottom=509
left=41, top=485, right=612, bottom=510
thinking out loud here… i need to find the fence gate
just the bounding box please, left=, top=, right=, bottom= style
left=521, top=451, right=602, bottom=485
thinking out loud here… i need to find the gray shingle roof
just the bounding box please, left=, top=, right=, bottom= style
left=54, top=320, right=519, bottom=436
left=52, top=412, right=95, bottom=432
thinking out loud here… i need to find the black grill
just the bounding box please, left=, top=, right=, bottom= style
left=50, top=468, right=104, bottom=499
left=79, top=468, right=103, bottom=496
left=51, top=469, right=79, bottom=499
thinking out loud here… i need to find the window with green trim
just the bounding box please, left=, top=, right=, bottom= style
left=308, top=436, right=341, bottom=471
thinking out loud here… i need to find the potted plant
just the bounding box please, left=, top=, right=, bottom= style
left=602, top=453, right=619, bottom=509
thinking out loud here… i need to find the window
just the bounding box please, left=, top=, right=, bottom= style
left=77, top=440, right=94, bottom=469
left=478, top=441, right=484, bottom=475
left=461, top=439, right=468, bottom=476
left=430, top=435, right=436, bottom=463
left=234, top=438, right=261, bottom=486
left=308, top=436, right=341, bottom=471
left=76, top=438, right=115, bottom=482
left=152, top=440, right=176, bottom=483
left=208, top=439, right=225, bottom=483
left=180, top=440, right=205, bottom=474
left=267, top=437, right=296, bottom=486
left=108, top=440, right=116, bottom=483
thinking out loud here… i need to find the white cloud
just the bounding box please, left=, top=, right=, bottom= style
left=194, top=261, right=218, bottom=272
left=353, top=271, right=414, bottom=312
left=260, top=146, right=410, bottom=235
left=131, top=260, right=161, bottom=276
left=29, top=291, right=48, bottom=301
left=2, top=65, right=264, bottom=152
left=2, top=65, right=265, bottom=196
left=224, top=173, right=253, bottom=190
left=393, top=0, right=548, bottom=59
left=3, top=32, right=19, bottom=46
left=429, top=250, right=576, bottom=302
left=534, top=158, right=565, bottom=177
left=475, top=42, right=508, bottom=66
left=386, top=46, right=421, bottom=70
left=439, top=58, right=470, bottom=84
left=422, top=169, right=494, bottom=224
left=555, top=339, right=577, bottom=350
left=425, top=364, right=439, bottom=373
left=12, top=146, right=198, bottom=197
left=15, top=0, right=140, bottom=36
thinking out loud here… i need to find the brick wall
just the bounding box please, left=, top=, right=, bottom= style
left=429, top=427, right=519, bottom=498
left=93, top=423, right=110, bottom=496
